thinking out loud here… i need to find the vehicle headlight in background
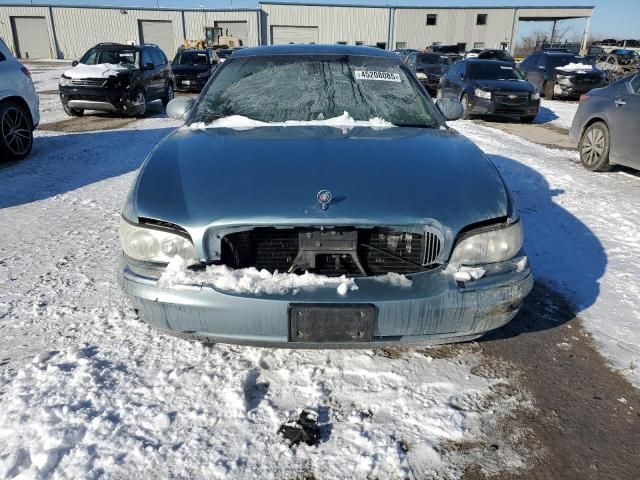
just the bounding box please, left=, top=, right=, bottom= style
left=59, top=75, right=73, bottom=86
left=474, top=88, right=492, bottom=100
left=531, top=91, right=540, bottom=100
left=415, top=71, right=428, bottom=79
left=120, top=218, right=198, bottom=264
left=196, top=71, right=210, bottom=78
left=449, top=222, right=523, bottom=265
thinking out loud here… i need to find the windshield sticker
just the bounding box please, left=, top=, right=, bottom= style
left=355, top=70, right=401, bottom=82
left=500, top=66, right=514, bottom=70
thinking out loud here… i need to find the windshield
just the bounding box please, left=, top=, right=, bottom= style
left=468, top=62, right=524, bottom=80
left=217, top=49, right=234, bottom=59
left=173, top=51, right=209, bottom=65
left=548, top=55, right=583, bottom=68
left=80, top=48, right=139, bottom=66
left=417, top=54, right=451, bottom=65
left=191, top=55, right=440, bottom=127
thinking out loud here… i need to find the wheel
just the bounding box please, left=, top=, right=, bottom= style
left=579, top=121, right=612, bottom=172
left=543, top=81, right=555, bottom=100
left=132, top=90, right=146, bottom=117
left=460, top=94, right=472, bottom=120
left=521, top=115, right=536, bottom=123
left=0, top=100, right=33, bottom=161
left=63, top=105, right=83, bottom=117
left=162, top=83, right=174, bottom=108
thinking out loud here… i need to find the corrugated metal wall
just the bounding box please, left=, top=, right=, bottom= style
left=0, top=5, right=55, bottom=57
left=394, top=8, right=516, bottom=51
left=261, top=3, right=389, bottom=46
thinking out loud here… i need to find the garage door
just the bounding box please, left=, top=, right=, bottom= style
left=139, top=20, right=174, bottom=59
left=214, top=21, right=248, bottom=47
left=271, top=26, right=319, bottom=45
left=11, top=17, right=50, bottom=59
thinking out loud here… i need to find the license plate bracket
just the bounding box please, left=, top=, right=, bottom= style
left=288, top=304, right=376, bottom=343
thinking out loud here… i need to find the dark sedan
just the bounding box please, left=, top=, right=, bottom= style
left=404, top=52, right=452, bottom=95
left=519, top=52, right=606, bottom=99
left=438, top=59, right=540, bottom=121
left=477, top=49, right=515, bottom=65
left=569, top=73, right=640, bottom=172
left=118, top=45, right=532, bottom=347
left=172, top=49, right=218, bottom=92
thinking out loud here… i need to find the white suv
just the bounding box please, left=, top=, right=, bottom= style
left=0, top=37, right=39, bottom=161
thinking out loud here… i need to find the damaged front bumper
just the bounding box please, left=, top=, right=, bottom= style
left=118, top=255, right=533, bottom=347
left=59, top=85, right=141, bottom=114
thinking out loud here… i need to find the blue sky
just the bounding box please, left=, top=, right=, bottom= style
left=2, top=0, right=639, bottom=38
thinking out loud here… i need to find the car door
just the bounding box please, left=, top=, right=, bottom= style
left=140, top=47, right=159, bottom=98
left=449, top=62, right=467, bottom=99
left=610, top=75, right=640, bottom=167
left=149, top=47, right=168, bottom=99
left=525, top=55, right=545, bottom=90
left=440, top=62, right=459, bottom=98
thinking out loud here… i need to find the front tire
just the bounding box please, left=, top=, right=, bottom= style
left=579, top=121, right=612, bottom=172
left=0, top=100, right=33, bottom=161
left=132, top=90, right=146, bottom=117
left=521, top=115, right=536, bottom=123
left=63, top=105, right=84, bottom=117
left=461, top=94, right=472, bottom=120
left=162, top=83, right=174, bottom=108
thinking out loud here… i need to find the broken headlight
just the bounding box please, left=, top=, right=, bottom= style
left=449, top=222, right=523, bottom=265
left=119, top=218, right=197, bottom=264
left=474, top=88, right=492, bottom=100
left=416, top=72, right=428, bottom=79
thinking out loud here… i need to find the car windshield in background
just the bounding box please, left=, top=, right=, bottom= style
left=80, top=48, right=138, bottom=66
left=548, top=55, right=583, bottom=68
left=217, top=49, right=234, bottom=59
left=468, top=62, right=524, bottom=80
left=417, top=54, right=451, bottom=65
left=173, top=51, right=208, bottom=65
left=192, top=55, right=439, bottom=127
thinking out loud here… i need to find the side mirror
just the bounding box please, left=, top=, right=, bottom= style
left=166, top=97, right=195, bottom=120
left=436, top=98, right=464, bottom=121
left=71, top=60, right=78, bottom=67
left=143, top=62, right=155, bottom=70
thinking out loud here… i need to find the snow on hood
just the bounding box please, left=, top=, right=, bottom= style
left=188, top=111, right=395, bottom=131
left=63, top=63, right=132, bottom=79
left=158, top=256, right=412, bottom=295
left=556, top=63, right=594, bottom=72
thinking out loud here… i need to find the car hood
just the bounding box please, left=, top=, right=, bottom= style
left=473, top=79, right=534, bottom=92
left=131, top=126, right=509, bottom=239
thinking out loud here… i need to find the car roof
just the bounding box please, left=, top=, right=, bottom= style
left=232, top=44, right=398, bottom=59
left=94, top=43, right=140, bottom=50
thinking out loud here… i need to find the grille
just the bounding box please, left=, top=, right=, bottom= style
left=495, top=93, right=529, bottom=105
left=572, top=75, right=600, bottom=85
left=220, top=227, right=443, bottom=276
left=71, top=78, right=107, bottom=87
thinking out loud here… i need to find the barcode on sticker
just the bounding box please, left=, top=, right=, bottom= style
left=355, top=70, right=401, bottom=82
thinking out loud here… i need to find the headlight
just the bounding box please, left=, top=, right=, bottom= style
left=531, top=91, right=540, bottom=100
left=450, top=222, right=523, bottom=265
left=474, top=88, right=492, bottom=100
left=119, top=218, right=197, bottom=264
left=196, top=71, right=210, bottom=78
left=416, top=72, right=428, bottom=79
left=59, top=75, right=73, bottom=86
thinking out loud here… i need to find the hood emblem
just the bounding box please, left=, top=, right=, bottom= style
left=508, top=94, right=517, bottom=99
left=317, top=190, right=332, bottom=210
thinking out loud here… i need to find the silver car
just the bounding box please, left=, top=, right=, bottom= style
left=118, top=45, right=533, bottom=347
left=570, top=73, right=640, bottom=171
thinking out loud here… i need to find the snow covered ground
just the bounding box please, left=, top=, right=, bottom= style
left=453, top=121, right=640, bottom=386
left=1, top=64, right=638, bottom=479
left=534, top=99, right=579, bottom=130
left=0, top=65, right=530, bottom=479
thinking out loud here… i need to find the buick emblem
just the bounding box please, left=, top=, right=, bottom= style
left=317, top=189, right=332, bottom=210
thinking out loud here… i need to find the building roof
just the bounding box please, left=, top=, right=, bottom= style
left=259, top=1, right=594, bottom=10
left=233, top=44, right=399, bottom=58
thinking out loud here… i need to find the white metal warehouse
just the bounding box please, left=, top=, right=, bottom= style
left=0, top=1, right=593, bottom=60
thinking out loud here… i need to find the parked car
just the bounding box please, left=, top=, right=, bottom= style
left=465, top=49, right=482, bottom=59
left=216, top=48, right=243, bottom=63
left=172, top=48, right=218, bottom=92
left=429, top=44, right=463, bottom=62
left=59, top=43, right=175, bottom=117
left=477, top=49, right=515, bottom=65
left=118, top=44, right=532, bottom=347
left=519, top=51, right=606, bottom=99
left=0, top=36, right=39, bottom=161
left=393, top=48, right=418, bottom=58
left=403, top=51, right=452, bottom=95
left=569, top=73, right=640, bottom=172
left=438, top=59, right=540, bottom=121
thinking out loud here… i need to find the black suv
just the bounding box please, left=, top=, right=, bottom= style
left=403, top=51, right=452, bottom=95
left=59, top=43, right=175, bottom=116
left=172, top=48, right=218, bottom=92
left=519, top=51, right=605, bottom=99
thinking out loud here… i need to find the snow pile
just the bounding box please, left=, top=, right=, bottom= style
left=556, top=63, right=594, bottom=72
left=372, top=272, right=413, bottom=287
left=63, top=63, right=131, bottom=79
left=444, top=264, right=487, bottom=282
left=189, top=111, right=395, bottom=131
left=158, top=256, right=359, bottom=295
left=535, top=99, right=579, bottom=130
